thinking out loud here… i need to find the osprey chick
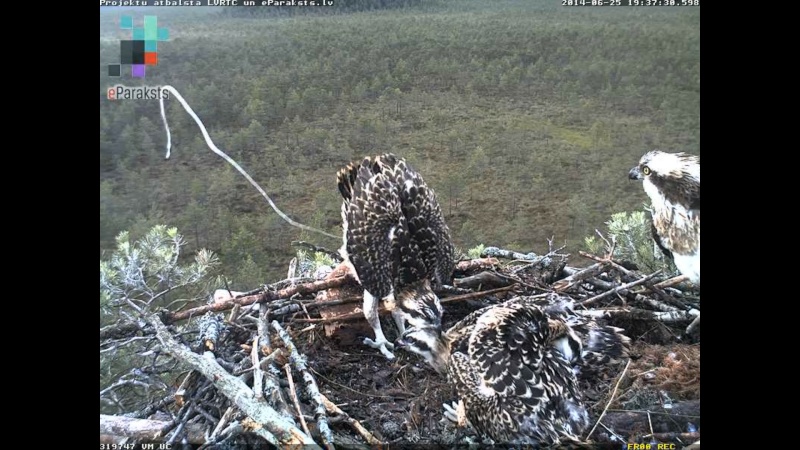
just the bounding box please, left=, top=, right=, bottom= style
left=398, top=295, right=630, bottom=445
left=337, top=154, right=455, bottom=360
left=629, top=150, right=700, bottom=284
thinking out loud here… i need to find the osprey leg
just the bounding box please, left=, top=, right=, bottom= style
left=362, top=290, right=395, bottom=359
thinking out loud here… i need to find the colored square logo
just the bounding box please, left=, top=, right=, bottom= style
left=110, top=15, right=167, bottom=79
left=144, top=16, right=158, bottom=41
left=132, top=65, right=146, bottom=78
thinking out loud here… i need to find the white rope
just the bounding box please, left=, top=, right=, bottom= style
left=158, top=85, right=338, bottom=240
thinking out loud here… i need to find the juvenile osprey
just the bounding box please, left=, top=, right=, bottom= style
left=337, top=153, right=455, bottom=360
left=629, top=150, right=700, bottom=284
left=397, top=295, right=630, bottom=445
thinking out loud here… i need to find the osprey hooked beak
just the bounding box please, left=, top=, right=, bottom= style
left=395, top=327, right=450, bottom=374
left=628, top=166, right=643, bottom=180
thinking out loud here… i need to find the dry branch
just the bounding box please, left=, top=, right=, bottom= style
left=646, top=431, right=700, bottom=441
left=100, top=414, right=206, bottom=444
left=146, top=313, right=316, bottom=446
left=455, top=257, right=499, bottom=272
left=577, top=308, right=698, bottom=323
left=100, top=322, right=147, bottom=340
left=602, top=401, right=700, bottom=436
left=284, top=364, right=311, bottom=437
left=482, top=246, right=558, bottom=266
left=553, top=263, right=605, bottom=292
left=321, top=394, right=382, bottom=446
left=578, top=271, right=662, bottom=307
left=272, top=321, right=334, bottom=448
left=453, top=271, right=512, bottom=289
left=296, top=285, right=517, bottom=324
left=168, top=275, right=355, bottom=323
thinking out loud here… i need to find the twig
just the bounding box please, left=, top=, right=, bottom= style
left=128, top=395, right=176, bottom=419
left=643, top=431, right=700, bottom=441
left=577, top=271, right=662, bottom=307
left=284, top=364, right=311, bottom=437
left=635, top=294, right=680, bottom=312
left=258, top=304, right=271, bottom=354
left=586, top=358, right=630, bottom=439
left=442, top=285, right=517, bottom=304
left=310, top=368, right=395, bottom=399
left=272, top=321, right=334, bottom=448
left=320, top=394, right=383, bottom=446
left=652, top=274, right=690, bottom=290
left=598, top=421, right=625, bottom=443
left=209, top=407, right=235, bottom=441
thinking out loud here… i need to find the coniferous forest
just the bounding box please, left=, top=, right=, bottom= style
left=100, top=0, right=699, bottom=300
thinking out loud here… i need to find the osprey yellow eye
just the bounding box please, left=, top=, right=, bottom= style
left=642, top=166, right=651, bottom=176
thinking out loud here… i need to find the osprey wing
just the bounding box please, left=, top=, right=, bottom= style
left=396, top=158, right=455, bottom=288
left=651, top=220, right=674, bottom=261
left=449, top=304, right=584, bottom=443
left=338, top=155, right=407, bottom=299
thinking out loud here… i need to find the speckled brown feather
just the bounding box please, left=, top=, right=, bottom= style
left=337, top=153, right=455, bottom=322
left=444, top=294, right=630, bottom=445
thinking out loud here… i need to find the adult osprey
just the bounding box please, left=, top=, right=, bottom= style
left=397, top=295, right=630, bottom=445
left=337, top=153, right=455, bottom=360
left=629, top=150, right=700, bottom=284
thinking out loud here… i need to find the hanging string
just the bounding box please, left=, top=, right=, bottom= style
left=159, top=85, right=338, bottom=240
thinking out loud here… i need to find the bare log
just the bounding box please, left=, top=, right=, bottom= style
left=146, top=314, right=317, bottom=446
left=100, top=414, right=207, bottom=444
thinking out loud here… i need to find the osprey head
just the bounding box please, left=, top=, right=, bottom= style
left=629, top=150, right=700, bottom=208
left=395, top=326, right=450, bottom=374
left=629, top=150, right=699, bottom=182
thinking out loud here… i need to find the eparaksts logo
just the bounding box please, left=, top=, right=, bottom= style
left=107, top=85, right=170, bottom=100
